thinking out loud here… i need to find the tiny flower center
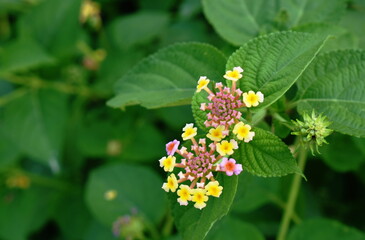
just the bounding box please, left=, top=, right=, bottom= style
left=225, top=162, right=235, bottom=171
left=239, top=127, right=249, bottom=136
left=248, top=94, right=258, bottom=103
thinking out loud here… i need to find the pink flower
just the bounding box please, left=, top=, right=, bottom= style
left=166, top=140, right=180, bottom=155
left=219, top=158, right=243, bottom=176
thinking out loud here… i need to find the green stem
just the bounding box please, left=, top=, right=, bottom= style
left=277, top=146, right=308, bottom=240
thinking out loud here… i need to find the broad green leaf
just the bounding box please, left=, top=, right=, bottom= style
left=172, top=173, right=238, bottom=240
left=296, top=50, right=365, bottom=137
left=226, top=31, right=329, bottom=110
left=0, top=131, right=20, bottom=170
left=232, top=172, right=280, bottom=213
left=0, top=89, right=68, bottom=167
left=292, top=23, right=358, bottom=52
left=108, top=42, right=226, bottom=109
left=340, top=7, right=365, bottom=49
left=320, top=133, right=365, bottom=172
left=107, top=11, right=169, bottom=50
left=191, top=90, right=209, bottom=131
left=202, top=0, right=345, bottom=46
left=17, top=0, right=82, bottom=57
left=288, top=218, right=365, bottom=240
left=0, top=38, right=54, bottom=73
left=0, top=186, right=60, bottom=240
left=85, top=164, right=167, bottom=226
left=234, top=127, right=301, bottom=177
left=202, top=0, right=279, bottom=45
left=281, top=0, right=346, bottom=27
left=206, top=216, right=265, bottom=240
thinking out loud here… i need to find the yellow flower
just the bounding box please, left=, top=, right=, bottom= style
left=182, top=123, right=197, bottom=140
left=162, top=174, right=178, bottom=192
left=191, top=188, right=209, bottom=210
left=177, top=185, right=192, bottom=206
left=216, top=139, right=238, bottom=156
left=233, top=122, right=255, bottom=142
left=206, top=125, right=226, bottom=142
left=104, top=190, right=117, bottom=200
left=242, top=91, right=264, bottom=107
left=205, top=181, right=223, bottom=197
left=159, top=156, right=176, bottom=172
left=223, top=66, right=243, bottom=81
left=196, top=76, right=210, bottom=92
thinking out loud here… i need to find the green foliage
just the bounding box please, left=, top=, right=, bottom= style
left=86, top=164, right=167, bottom=226
left=288, top=218, right=365, bottom=240
left=171, top=173, right=238, bottom=240
left=234, top=128, right=301, bottom=177
left=296, top=50, right=365, bottom=137
left=226, top=31, right=329, bottom=110
left=108, top=42, right=226, bottom=109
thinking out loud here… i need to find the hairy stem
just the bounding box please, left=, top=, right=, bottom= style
left=277, top=146, right=307, bottom=240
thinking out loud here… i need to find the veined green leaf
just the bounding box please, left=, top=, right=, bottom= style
left=288, top=218, right=365, bottom=240
left=226, top=31, right=329, bottom=110
left=234, top=127, right=301, bottom=177
left=171, top=173, right=238, bottom=240
left=108, top=42, right=226, bottom=109
left=296, top=50, right=365, bottom=137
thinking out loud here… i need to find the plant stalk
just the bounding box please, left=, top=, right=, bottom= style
left=277, top=146, right=308, bottom=240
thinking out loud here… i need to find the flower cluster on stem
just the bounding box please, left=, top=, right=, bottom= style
left=159, top=66, right=265, bottom=210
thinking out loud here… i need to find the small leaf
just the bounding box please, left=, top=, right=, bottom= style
left=288, top=218, right=365, bottom=240
left=171, top=173, right=238, bottom=240
left=206, top=216, right=265, bottom=240
left=85, top=164, right=167, bottom=226
left=108, top=42, right=226, bottom=109
left=0, top=89, right=68, bottom=167
left=234, top=127, right=301, bottom=177
left=296, top=50, right=365, bottom=137
left=226, top=31, right=329, bottom=110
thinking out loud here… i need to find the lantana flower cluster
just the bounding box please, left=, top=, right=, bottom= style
left=159, top=66, right=264, bottom=210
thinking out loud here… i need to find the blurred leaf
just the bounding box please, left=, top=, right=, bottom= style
left=320, top=133, right=365, bottom=172
left=206, top=216, right=265, bottom=240
left=138, top=0, right=176, bottom=11
left=83, top=220, right=116, bottom=240
left=85, top=164, right=167, bottom=226
left=172, top=173, right=238, bottom=240
left=202, top=0, right=345, bottom=46
left=54, top=192, right=92, bottom=240
left=0, top=89, right=68, bottom=168
left=281, top=0, right=346, bottom=27
left=296, top=50, right=365, bottom=137
left=234, top=127, right=301, bottom=177
left=0, top=38, right=54, bottom=73
left=0, top=186, right=60, bottom=240
left=17, top=0, right=82, bottom=57
left=155, top=105, right=194, bottom=130
left=340, top=8, right=365, bottom=49
left=0, top=131, right=20, bottom=170
left=232, top=172, right=280, bottom=213
left=107, top=11, right=169, bottom=50
left=292, top=23, right=358, bottom=52
left=353, top=137, right=365, bottom=156
left=179, top=0, right=202, bottom=19
left=108, top=42, right=226, bottom=109
left=288, top=218, right=365, bottom=240
left=226, top=31, right=329, bottom=110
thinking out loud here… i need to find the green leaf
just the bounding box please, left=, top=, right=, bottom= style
left=320, top=133, right=365, bottom=172
left=281, top=0, right=346, bottom=27
left=172, top=173, right=238, bottom=240
left=202, top=0, right=279, bottom=45
left=108, top=11, right=169, bottom=50
left=0, top=89, right=68, bottom=168
left=17, top=0, right=82, bottom=57
left=206, top=216, right=265, bottom=240
left=226, top=31, right=329, bottom=110
left=296, top=50, right=365, bottom=137
left=288, top=218, right=365, bottom=240
left=108, top=42, right=226, bottom=109
left=234, top=127, right=301, bottom=177
left=0, top=38, right=54, bottom=73
left=85, top=164, right=167, bottom=226
left=191, top=90, right=209, bottom=131
left=0, top=186, right=60, bottom=240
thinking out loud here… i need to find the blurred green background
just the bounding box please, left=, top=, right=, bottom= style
left=0, top=0, right=365, bottom=239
